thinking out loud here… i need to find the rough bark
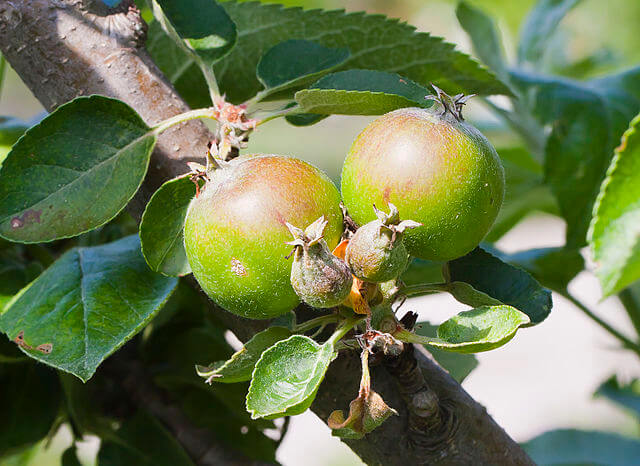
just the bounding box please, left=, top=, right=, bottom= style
left=0, top=1, right=534, bottom=464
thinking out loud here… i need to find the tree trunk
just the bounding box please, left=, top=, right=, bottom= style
left=0, top=1, right=534, bottom=464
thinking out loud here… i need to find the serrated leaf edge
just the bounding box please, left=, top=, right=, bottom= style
left=246, top=334, right=335, bottom=419
left=587, top=113, right=640, bottom=296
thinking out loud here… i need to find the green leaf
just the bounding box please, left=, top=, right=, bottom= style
left=146, top=21, right=210, bottom=109
left=0, top=364, right=61, bottom=456
left=517, top=0, right=581, bottom=65
left=0, top=235, right=178, bottom=382
left=455, top=2, right=508, bottom=82
left=173, top=386, right=278, bottom=462
left=0, top=116, right=29, bottom=147
left=401, top=258, right=444, bottom=287
left=214, top=1, right=510, bottom=104
left=295, top=70, right=432, bottom=115
left=61, top=447, right=82, bottom=466
left=285, top=112, right=328, bottom=127
left=430, top=306, right=530, bottom=353
left=155, top=0, right=237, bottom=66
left=500, top=247, right=584, bottom=292
left=446, top=247, right=552, bottom=324
left=0, top=245, right=43, bottom=310
left=588, top=114, right=640, bottom=296
left=414, top=322, right=478, bottom=382
left=98, top=410, right=194, bottom=466
left=523, top=429, right=640, bottom=466
left=140, top=175, right=195, bottom=277
left=0, top=96, right=156, bottom=243
left=59, top=373, right=112, bottom=437
left=256, top=40, right=349, bottom=99
left=511, top=67, right=640, bottom=247
left=595, top=375, right=640, bottom=417
left=619, top=282, right=640, bottom=339
left=197, top=326, right=292, bottom=384
left=246, top=335, right=336, bottom=419
left=486, top=147, right=558, bottom=242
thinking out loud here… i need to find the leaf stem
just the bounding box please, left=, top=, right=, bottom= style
left=328, top=316, right=364, bottom=346
left=293, top=314, right=340, bottom=334
left=151, top=108, right=217, bottom=135
left=561, top=291, right=640, bottom=358
left=400, top=282, right=449, bottom=297
left=149, top=0, right=219, bottom=99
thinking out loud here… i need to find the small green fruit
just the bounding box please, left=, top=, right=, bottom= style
left=184, top=155, right=343, bottom=319
left=345, top=203, right=420, bottom=283
left=287, top=216, right=352, bottom=308
left=341, top=89, right=505, bottom=261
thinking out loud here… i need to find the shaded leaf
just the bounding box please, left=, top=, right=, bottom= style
left=400, top=258, right=444, bottom=287
left=98, top=410, right=193, bottom=466
left=61, top=447, right=82, bottom=466
left=486, top=147, right=557, bottom=242
left=517, top=0, right=581, bottom=65
left=446, top=247, right=552, bottom=324
left=214, top=1, right=510, bottom=104
left=489, top=246, right=584, bottom=292
left=0, top=244, right=43, bottom=310
left=142, top=314, right=277, bottom=461
left=511, top=66, right=640, bottom=247
left=415, top=321, right=478, bottom=382
left=175, top=386, right=278, bottom=462
left=618, top=282, right=640, bottom=339
left=246, top=335, right=336, bottom=419
left=455, top=2, right=508, bottom=81
left=0, top=235, right=178, bottom=381
left=257, top=40, right=349, bottom=99
left=588, top=113, right=640, bottom=296
left=0, top=364, right=60, bottom=456
left=285, top=112, right=328, bottom=127
left=523, top=429, right=640, bottom=466
left=146, top=21, right=210, bottom=109
left=431, top=305, right=530, bottom=353
left=140, top=175, right=195, bottom=277
left=0, top=96, right=156, bottom=243
left=295, top=70, right=432, bottom=115
left=197, top=326, right=292, bottom=384
left=595, top=375, right=640, bottom=417
left=59, top=373, right=111, bottom=437
left=155, top=0, right=237, bottom=66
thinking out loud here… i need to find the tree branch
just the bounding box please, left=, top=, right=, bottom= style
left=0, top=1, right=533, bottom=464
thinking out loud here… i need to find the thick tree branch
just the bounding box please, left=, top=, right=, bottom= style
left=0, top=1, right=533, bottom=464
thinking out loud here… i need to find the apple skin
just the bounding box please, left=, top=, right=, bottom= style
left=184, top=155, right=343, bottom=319
left=341, top=107, right=505, bottom=261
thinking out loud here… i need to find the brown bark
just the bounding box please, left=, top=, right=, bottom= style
left=0, top=1, right=533, bottom=464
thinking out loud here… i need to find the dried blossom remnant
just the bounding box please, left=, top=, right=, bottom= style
left=425, top=84, right=476, bottom=121
left=328, top=350, right=398, bottom=439
left=211, top=96, right=259, bottom=160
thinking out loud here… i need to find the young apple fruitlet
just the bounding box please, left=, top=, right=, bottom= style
left=286, top=216, right=353, bottom=308
left=184, top=155, right=343, bottom=319
left=345, top=203, right=420, bottom=283
left=341, top=90, right=505, bottom=261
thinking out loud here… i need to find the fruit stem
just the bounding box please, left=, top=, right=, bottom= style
left=151, top=108, right=218, bottom=135
left=560, top=291, right=640, bottom=358
left=293, top=314, right=340, bottom=333
left=328, top=316, right=364, bottom=346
